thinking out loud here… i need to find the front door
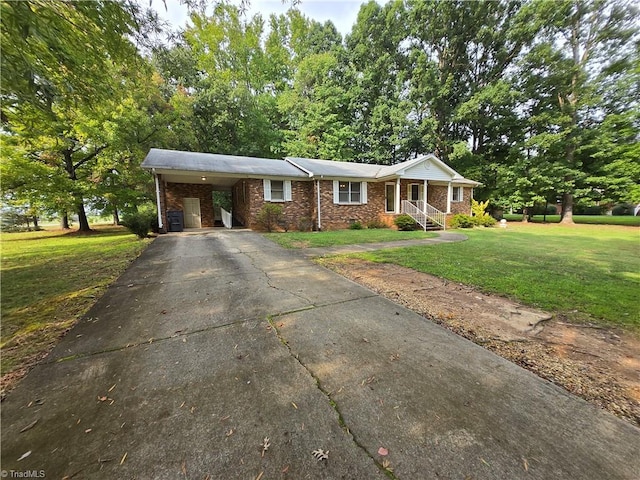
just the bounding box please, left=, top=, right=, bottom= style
left=183, top=197, right=201, bottom=228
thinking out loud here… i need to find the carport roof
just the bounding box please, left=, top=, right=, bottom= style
left=141, top=149, right=309, bottom=178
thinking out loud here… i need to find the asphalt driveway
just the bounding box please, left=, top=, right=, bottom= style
left=2, top=230, right=638, bottom=479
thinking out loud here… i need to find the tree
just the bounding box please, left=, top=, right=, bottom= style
left=521, top=0, right=638, bottom=223
left=1, top=0, right=156, bottom=231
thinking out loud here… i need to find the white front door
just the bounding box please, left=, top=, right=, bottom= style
left=183, top=197, right=201, bottom=228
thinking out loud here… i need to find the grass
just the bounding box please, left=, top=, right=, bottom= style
left=1, top=226, right=152, bottom=381
left=347, top=223, right=640, bottom=330
left=264, top=229, right=438, bottom=249
left=502, top=214, right=640, bottom=226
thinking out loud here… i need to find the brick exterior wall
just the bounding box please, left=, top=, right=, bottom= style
left=159, top=176, right=473, bottom=232
left=164, top=182, right=215, bottom=227
left=316, top=180, right=388, bottom=230
left=233, top=179, right=315, bottom=231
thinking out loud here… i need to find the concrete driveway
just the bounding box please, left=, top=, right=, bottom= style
left=2, top=230, right=638, bottom=479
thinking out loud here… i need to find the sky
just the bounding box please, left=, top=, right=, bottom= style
left=153, top=0, right=368, bottom=37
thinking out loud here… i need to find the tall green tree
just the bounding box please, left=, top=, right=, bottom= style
left=1, top=0, right=155, bottom=230
left=521, top=0, right=638, bottom=223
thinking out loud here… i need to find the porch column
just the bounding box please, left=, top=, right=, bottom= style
left=447, top=182, right=452, bottom=213
left=154, top=172, right=164, bottom=230
left=423, top=180, right=428, bottom=205
left=395, top=178, right=401, bottom=213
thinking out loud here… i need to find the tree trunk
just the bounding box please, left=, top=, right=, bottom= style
left=77, top=202, right=91, bottom=231
left=560, top=193, right=574, bottom=224
left=32, top=216, right=39, bottom=229
left=61, top=213, right=70, bottom=229
left=113, top=207, right=120, bottom=226
left=521, top=206, right=529, bottom=223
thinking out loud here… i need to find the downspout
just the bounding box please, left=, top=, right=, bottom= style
left=316, top=179, right=322, bottom=231
left=153, top=170, right=164, bottom=231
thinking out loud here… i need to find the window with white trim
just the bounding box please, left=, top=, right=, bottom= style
left=271, top=180, right=284, bottom=201
left=263, top=179, right=292, bottom=202
left=334, top=181, right=367, bottom=204
left=452, top=186, right=463, bottom=202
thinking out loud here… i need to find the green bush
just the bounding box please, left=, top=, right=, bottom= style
left=612, top=203, right=634, bottom=216
left=349, top=221, right=364, bottom=230
left=394, top=214, right=417, bottom=231
left=450, top=214, right=475, bottom=229
left=366, top=218, right=389, bottom=229
left=122, top=211, right=156, bottom=238
left=257, top=204, right=283, bottom=232
left=475, top=215, right=497, bottom=227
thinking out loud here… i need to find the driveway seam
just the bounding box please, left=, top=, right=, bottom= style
left=47, top=318, right=263, bottom=365
left=266, top=314, right=399, bottom=480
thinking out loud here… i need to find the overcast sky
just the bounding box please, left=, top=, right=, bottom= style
left=153, top=0, right=368, bottom=37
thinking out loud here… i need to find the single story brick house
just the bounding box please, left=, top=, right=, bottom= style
left=141, top=148, right=481, bottom=232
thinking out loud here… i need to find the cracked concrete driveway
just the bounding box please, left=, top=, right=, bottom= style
left=2, top=230, right=639, bottom=479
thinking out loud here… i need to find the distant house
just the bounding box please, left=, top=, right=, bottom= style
left=141, top=148, right=480, bottom=232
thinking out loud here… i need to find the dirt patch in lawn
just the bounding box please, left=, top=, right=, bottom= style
left=320, top=257, right=640, bottom=427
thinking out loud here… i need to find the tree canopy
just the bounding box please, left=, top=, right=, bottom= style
left=2, top=0, right=638, bottom=229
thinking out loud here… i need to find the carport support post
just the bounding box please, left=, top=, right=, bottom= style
left=154, top=171, right=164, bottom=232
left=316, top=179, right=322, bottom=230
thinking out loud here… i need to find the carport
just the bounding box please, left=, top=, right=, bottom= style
left=142, top=149, right=308, bottom=232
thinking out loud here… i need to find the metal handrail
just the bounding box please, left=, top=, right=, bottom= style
left=401, top=200, right=446, bottom=230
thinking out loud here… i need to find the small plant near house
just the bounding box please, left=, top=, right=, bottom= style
left=394, top=214, right=417, bottom=231
left=470, top=199, right=497, bottom=227
left=366, top=218, right=389, bottom=229
left=449, top=214, right=476, bottom=229
left=122, top=211, right=156, bottom=238
left=257, top=203, right=283, bottom=232
left=349, top=221, right=364, bottom=230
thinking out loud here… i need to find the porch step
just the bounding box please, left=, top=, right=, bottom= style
left=423, top=221, right=442, bottom=231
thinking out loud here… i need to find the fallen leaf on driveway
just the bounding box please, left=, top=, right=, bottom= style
left=120, top=452, right=127, bottom=465
left=17, top=451, right=31, bottom=461
left=378, top=447, right=388, bottom=456
left=20, top=419, right=38, bottom=433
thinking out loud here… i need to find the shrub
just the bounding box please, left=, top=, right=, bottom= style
left=475, top=215, right=497, bottom=227
left=257, top=204, right=283, bottom=232
left=394, top=214, right=418, bottom=231
left=612, top=203, right=634, bottom=216
left=470, top=199, right=496, bottom=227
left=122, top=211, right=156, bottom=239
left=349, top=221, right=364, bottom=230
left=450, top=214, right=475, bottom=229
left=366, top=218, right=389, bottom=229
left=575, top=204, right=605, bottom=215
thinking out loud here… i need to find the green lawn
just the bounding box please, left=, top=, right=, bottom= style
left=502, top=214, right=640, bottom=226
left=1, top=226, right=151, bottom=380
left=348, top=223, right=640, bottom=330
left=264, top=229, right=438, bottom=248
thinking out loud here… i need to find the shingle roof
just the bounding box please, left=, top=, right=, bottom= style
left=285, top=157, right=386, bottom=178
left=141, top=149, right=309, bottom=178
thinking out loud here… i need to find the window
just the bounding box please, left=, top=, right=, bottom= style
left=452, top=186, right=463, bottom=202
left=333, top=181, right=367, bottom=204
left=270, top=180, right=284, bottom=201
left=263, top=179, right=292, bottom=202
left=409, top=184, right=422, bottom=202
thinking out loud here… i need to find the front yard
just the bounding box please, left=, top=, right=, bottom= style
left=0, top=226, right=151, bottom=393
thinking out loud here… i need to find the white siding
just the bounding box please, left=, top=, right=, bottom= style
left=403, top=160, right=451, bottom=181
